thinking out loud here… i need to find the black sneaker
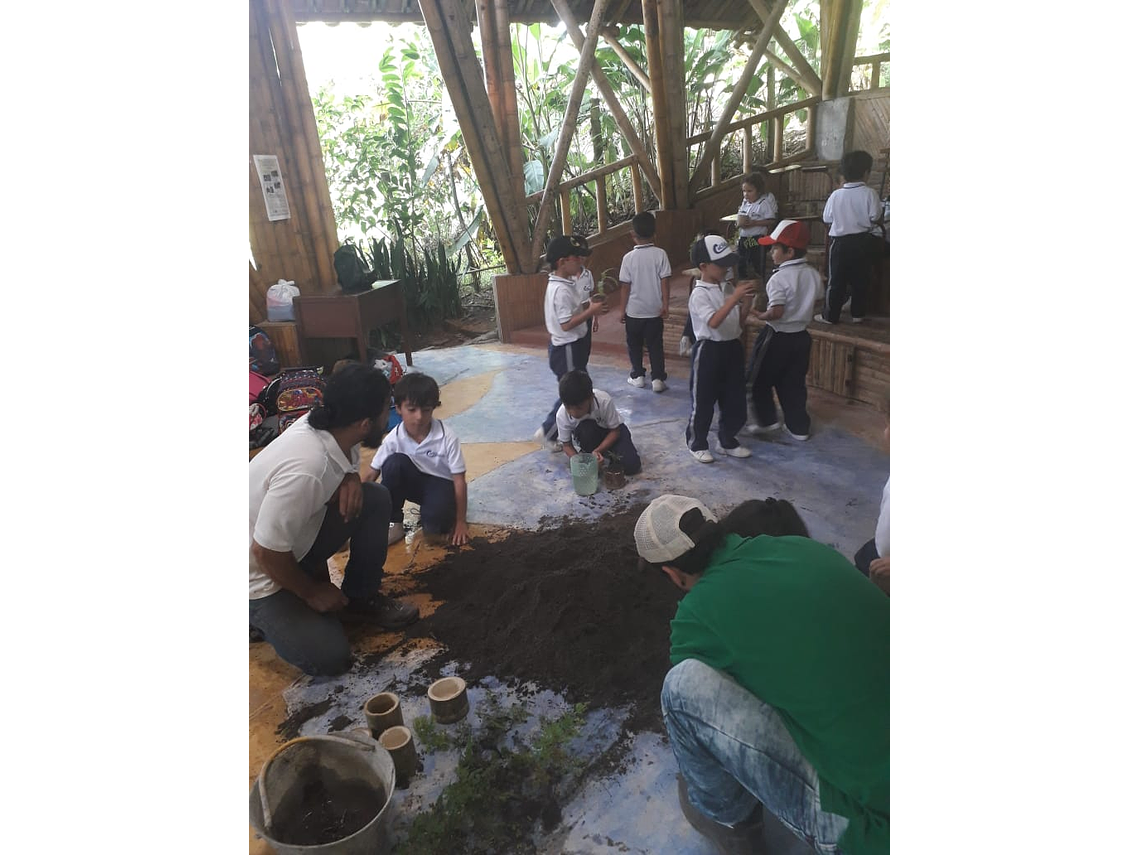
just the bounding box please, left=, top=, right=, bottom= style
left=677, top=775, right=766, bottom=855
left=249, top=625, right=265, bottom=644
left=343, top=594, right=421, bottom=630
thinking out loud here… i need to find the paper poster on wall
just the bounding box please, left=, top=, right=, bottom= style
left=253, top=154, right=291, bottom=222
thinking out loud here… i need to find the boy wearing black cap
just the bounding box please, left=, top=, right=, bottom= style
left=745, top=219, right=822, bottom=441
left=685, top=234, right=755, bottom=464
left=534, top=235, right=608, bottom=451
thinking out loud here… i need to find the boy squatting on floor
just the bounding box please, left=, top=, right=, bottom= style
left=555, top=369, right=643, bottom=476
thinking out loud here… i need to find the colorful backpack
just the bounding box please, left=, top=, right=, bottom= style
left=249, top=325, right=280, bottom=377
left=276, top=367, right=325, bottom=434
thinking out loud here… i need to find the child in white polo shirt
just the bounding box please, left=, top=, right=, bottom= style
left=556, top=370, right=642, bottom=475
left=365, top=373, right=469, bottom=546
left=736, top=171, right=778, bottom=281
left=619, top=212, right=672, bottom=392
left=745, top=219, right=821, bottom=441
left=818, top=150, right=882, bottom=325
left=686, top=234, right=756, bottom=464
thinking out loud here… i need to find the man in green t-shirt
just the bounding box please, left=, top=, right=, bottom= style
left=634, top=495, right=889, bottom=855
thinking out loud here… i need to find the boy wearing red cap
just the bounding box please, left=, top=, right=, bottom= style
left=745, top=219, right=822, bottom=441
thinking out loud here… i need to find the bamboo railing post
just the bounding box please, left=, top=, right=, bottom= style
left=774, top=114, right=784, bottom=162
left=804, top=105, right=816, bottom=156
left=642, top=0, right=674, bottom=210
left=711, top=144, right=721, bottom=186
left=631, top=163, right=644, bottom=213
left=766, top=64, right=775, bottom=163
left=742, top=125, right=752, bottom=174
left=595, top=175, right=608, bottom=234
left=871, top=59, right=880, bottom=89
left=529, top=0, right=610, bottom=262
left=550, top=0, right=662, bottom=200
left=688, top=0, right=788, bottom=195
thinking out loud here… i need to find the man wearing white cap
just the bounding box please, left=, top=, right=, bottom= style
left=634, top=495, right=889, bottom=854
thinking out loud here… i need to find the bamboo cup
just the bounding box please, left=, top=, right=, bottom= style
left=364, top=692, right=403, bottom=739
left=427, top=677, right=470, bottom=724
left=379, top=725, right=418, bottom=788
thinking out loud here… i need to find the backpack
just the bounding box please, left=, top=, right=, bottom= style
left=249, top=325, right=280, bottom=376
left=276, top=367, right=325, bottom=434
left=333, top=242, right=376, bottom=294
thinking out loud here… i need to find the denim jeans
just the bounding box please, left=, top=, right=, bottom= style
left=248, top=481, right=392, bottom=676
left=662, top=658, right=850, bottom=853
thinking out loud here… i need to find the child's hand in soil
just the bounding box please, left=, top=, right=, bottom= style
left=451, top=521, right=470, bottom=547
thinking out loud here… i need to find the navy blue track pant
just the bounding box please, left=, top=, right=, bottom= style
left=686, top=338, right=747, bottom=452
left=379, top=452, right=456, bottom=534
left=824, top=232, right=874, bottom=322
left=572, top=421, right=642, bottom=475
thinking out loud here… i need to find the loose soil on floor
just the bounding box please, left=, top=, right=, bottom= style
left=409, top=505, right=682, bottom=733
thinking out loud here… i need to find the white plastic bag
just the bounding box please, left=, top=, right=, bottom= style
left=266, top=279, right=300, bottom=321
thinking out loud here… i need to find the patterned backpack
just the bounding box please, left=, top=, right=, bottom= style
left=275, top=367, right=325, bottom=434
left=249, top=325, right=280, bottom=377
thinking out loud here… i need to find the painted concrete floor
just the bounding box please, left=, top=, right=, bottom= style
left=250, top=341, right=889, bottom=854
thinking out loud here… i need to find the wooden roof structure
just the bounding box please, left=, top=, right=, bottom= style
left=251, top=0, right=886, bottom=320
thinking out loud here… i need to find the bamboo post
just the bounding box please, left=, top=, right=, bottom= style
left=871, top=58, right=881, bottom=89
left=658, top=0, right=689, bottom=209
left=766, top=64, right=775, bottom=163
left=493, top=0, right=526, bottom=204
left=747, top=0, right=823, bottom=96
left=836, top=0, right=864, bottom=99
left=742, top=125, right=752, bottom=174
left=476, top=0, right=502, bottom=128
left=631, top=163, right=644, bottom=213
left=710, top=144, right=721, bottom=187
left=688, top=0, right=788, bottom=195
left=561, top=187, right=573, bottom=234
left=550, top=0, right=662, bottom=200
left=774, top=114, right=784, bottom=162
left=804, top=104, right=815, bottom=156
left=262, top=0, right=337, bottom=292
left=595, top=175, right=607, bottom=234
left=419, top=0, right=532, bottom=272
left=642, top=0, right=674, bottom=209
left=600, top=27, right=651, bottom=92
left=529, top=0, right=610, bottom=262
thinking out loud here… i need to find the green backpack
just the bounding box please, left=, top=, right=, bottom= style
left=333, top=241, right=375, bottom=294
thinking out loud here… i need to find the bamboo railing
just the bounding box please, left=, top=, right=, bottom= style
left=524, top=154, right=646, bottom=242
left=851, top=52, right=890, bottom=91
left=686, top=95, right=822, bottom=201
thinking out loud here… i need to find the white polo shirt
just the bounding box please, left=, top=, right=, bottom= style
left=619, top=244, right=672, bottom=318
left=822, top=182, right=882, bottom=237
left=689, top=280, right=743, bottom=342
left=576, top=267, right=595, bottom=304
left=737, top=193, right=778, bottom=237
left=555, top=390, right=623, bottom=443
left=249, top=412, right=360, bottom=599
left=764, top=258, right=821, bottom=333
left=544, top=275, right=588, bottom=346
left=875, top=476, right=890, bottom=558
left=370, top=418, right=465, bottom=481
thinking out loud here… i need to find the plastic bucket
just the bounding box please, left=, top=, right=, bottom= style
left=250, top=734, right=396, bottom=855
left=570, top=453, right=598, bottom=496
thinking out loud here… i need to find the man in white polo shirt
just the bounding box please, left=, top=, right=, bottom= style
left=249, top=363, right=420, bottom=676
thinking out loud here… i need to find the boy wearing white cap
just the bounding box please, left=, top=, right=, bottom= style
left=633, top=495, right=889, bottom=855
left=744, top=219, right=822, bottom=441
left=685, top=234, right=755, bottom=464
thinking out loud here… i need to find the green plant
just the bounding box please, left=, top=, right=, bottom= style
left=412, top=715, right=451, bottom=753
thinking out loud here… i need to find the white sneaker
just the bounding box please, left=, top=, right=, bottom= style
left=652, top=379, right=666, bottom=393
left=388, top=522, right=405, bottom=545
left=786, top=426, right=810, bottom=441
left=533, top=426, right=562, bottom=453
left=745, top=422, right=781, bottom=435
left=689, top=448, right=715, bottom=464
left=813, top=314, right=835, bottom=325
left=628, top=375, right=645, bottom=388
left=679, top=336, right=693, bottom=357
left=715, top=443, right=753, bottom=458
left=851, top=316, right=865, bottom=324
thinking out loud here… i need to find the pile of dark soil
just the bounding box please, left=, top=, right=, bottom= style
left=272, top=773, right=385, bottom=846
left=410, top=505, right=683, bottom=732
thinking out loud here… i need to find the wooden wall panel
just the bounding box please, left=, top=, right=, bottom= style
left=491, top=272, right=549, bottom=343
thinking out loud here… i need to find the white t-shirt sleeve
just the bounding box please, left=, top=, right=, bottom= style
left=253, top=471, right=328, bottom=554
left=618, top=254, right=632, bottom=285
left=757, top=193, right=778, bottom=220
left=658, top=252, right=672, bottom=279
left=370, top=430, right=396, bottom=471
left=444, top=427, right=466, bottom=475
left=596, top=395, right=623, bottom=429
left=822, top=192, right=835, bottom=224
left=868, top=190, right=883, bottom=224
left=689, top=287, right=717, bottom=325
left=874, top=476, right=890, bottom=557
left=555, top=405, right=573, bottom=443
left=766, top=275, right=789, bottom=308
left=555, top=284, right=578, bottom=326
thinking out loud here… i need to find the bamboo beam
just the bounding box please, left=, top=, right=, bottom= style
left=529, top=0, right=609, bottom=260
left=658, top=0, right=688, bottom=210
left=419, top=0, right=532, bottom=272
left=560, top=187, right=573, bottom=234
left=493, top=0, right=526, bottom=201
left=746, top=0, right=822, bottom=96
left=600, top=27, right=651, bottom=92
left=642, top=0, right=674, bottom=209
left=836, top=0, right=863, bottom=98
left=262, top=0, right=338, bottom=293
left=524, top=154, right=638, bottom=202
left=688, top=0, right=788, bottom=195
left=821, top=0, right=862, bottom=99
left=631, top=163, right=644, bottom=213
left=550, top=0, right=662, bottom=200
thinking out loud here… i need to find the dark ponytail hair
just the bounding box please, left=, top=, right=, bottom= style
left=719, top=498, right=810, bottom=540
left=308, top=363, right=390, bottom=431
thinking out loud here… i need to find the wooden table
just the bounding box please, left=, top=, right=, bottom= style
left=293, top=280, right=414, bottom=367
